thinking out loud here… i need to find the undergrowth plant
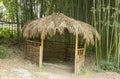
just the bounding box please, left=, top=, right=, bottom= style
left=94, top=62, right=120, bottom=73
left=94, top=65, right=103, bottom=72
left=78, top=66, right=88, bottom=75
left=100, top=62, right=120, bottom=73
left=0, top=45, right=9, bottom=59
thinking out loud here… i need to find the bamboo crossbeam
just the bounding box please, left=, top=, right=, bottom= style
left=26, top=40, right=41, bottom=44
left=0, top=20, right=21, bottom=24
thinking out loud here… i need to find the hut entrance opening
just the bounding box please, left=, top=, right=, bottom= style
left=25, top=29, right=86, bottom=74
left=44, top=29, right=74, bottom=63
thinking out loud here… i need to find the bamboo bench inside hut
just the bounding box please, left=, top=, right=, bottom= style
left=23, top=13, right=100, bottom=74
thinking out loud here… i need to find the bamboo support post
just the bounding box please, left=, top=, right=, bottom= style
left=39, top=31, right=44, bottom=67
left=83, top=41, right=86, bottom=55
left=74, top=31, right=78, bottom=74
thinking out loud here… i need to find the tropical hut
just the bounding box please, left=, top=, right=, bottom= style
left=22, top=13, right=100, bottom=74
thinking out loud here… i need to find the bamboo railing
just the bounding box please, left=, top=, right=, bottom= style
left=76, top=48, right=85, bottom=71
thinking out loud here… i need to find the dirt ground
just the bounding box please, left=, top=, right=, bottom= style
left=0, top=45, right=120, bottom=79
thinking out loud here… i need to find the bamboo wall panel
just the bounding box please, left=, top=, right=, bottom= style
left=25, top=40, right=40, bottom=64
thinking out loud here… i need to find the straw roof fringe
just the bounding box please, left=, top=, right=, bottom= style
left=22, top=13, right=100, bottom=45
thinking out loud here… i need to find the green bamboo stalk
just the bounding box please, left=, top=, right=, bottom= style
left=77, top=0, right=80, bottom=20
left=114, top=0, right=119, bottom=65
left=71, top=0, right=74, bottom=18
left=97, top=0, right=102, bottom=63
left=85, top=0, right=88, bottom=22
left=101, top=0, right=105, bottom=59
left=106, top=0, right=110, bottom=62
left=118, top=33, right=120, bottom=68
left=93, top=0, right=99, bottom=65
left=108, top=0, right=115, bottom=62
left=118, top=0, right=120, bottom=68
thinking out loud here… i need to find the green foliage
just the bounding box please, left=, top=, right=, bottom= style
left=0, top=27, right=10, bottom=39
left=0, top=12, right=3, bottom=19
left=1, top=27, right=17, bottom=38
left=100, top=62, right=120, bottom=73
left=0, top=45, right=9, bottom=59
left=3, top=0, right=19, bottom=20
left=94, top=62, right=120, bottom=73
left=0, top=27, right=17, bottom=44
left=93, top=66, right=104, bottom=72
left=78, top=66, right=88, bottom=75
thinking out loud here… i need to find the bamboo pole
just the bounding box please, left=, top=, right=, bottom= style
left=118, top=35, right=120, bottom=68
left=106, top=0, right=110, bottom=62
left=74, top=31, right=78, bottom=74
left=93, top=0, right=99, bottom=65
left=39, top=31, right=44, bottom=67
left=98, top=0, right=102, bottom=62
left=117, top=0, right=120, bottom=64
left=115, top=0, right=119, bottom=65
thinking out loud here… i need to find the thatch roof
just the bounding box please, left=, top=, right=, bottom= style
left=22, top=13, right=100, bottom=45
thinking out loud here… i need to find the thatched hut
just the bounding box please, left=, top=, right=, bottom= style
left=22, top=13, right=100, bottom=74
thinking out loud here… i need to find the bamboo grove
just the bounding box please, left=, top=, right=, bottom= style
left=1, top=0, right=120, bottom=68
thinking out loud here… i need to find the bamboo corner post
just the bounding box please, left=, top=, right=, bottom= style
left=39, top=31, right=44, bottom=67
left=74, top=31, right=78, bottom=74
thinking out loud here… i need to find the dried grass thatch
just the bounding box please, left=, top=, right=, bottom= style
left=22, top=13, right=100, bottom=45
